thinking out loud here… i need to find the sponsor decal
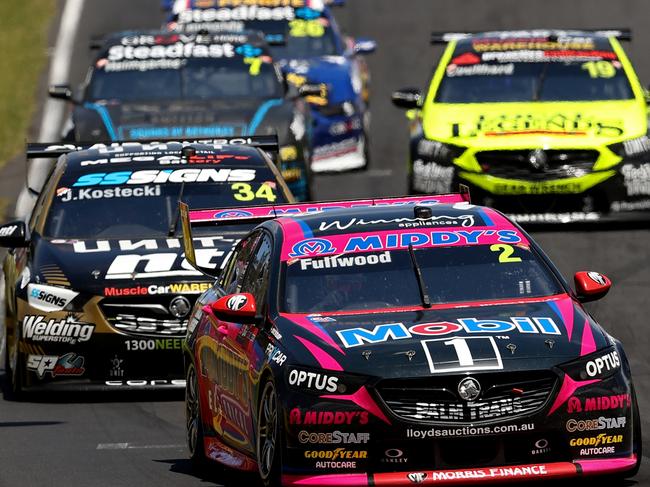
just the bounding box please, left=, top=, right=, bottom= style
left=382, top=448, right=408, bottom=464
left=406, top=465, right=550, bottom=482
left=109, top=355, right=124, bottom=378
left=0, top=225, right=17, bottom=237
left=452, top=113, right=623, bottom=138
left=481, top=49, right=618, bottom=63
left=105, top=379, right=186, bottom=387
left=289, top=229, right=522, bottom=258
left=408, top=473, right=427, bottom=483
left=313, top=138, right=361, bottom=161
left=567, top=394, right=631, bottom=414
left=569, top=434, right=623, bottom=447
left=73, top=237, right=229, bottom=253
left=309, top=315, right=336, bottom=323
left=27, top=353, right=85, bottom=379
left=585, top=350, right=620, bottom=378
left=566, top=417, right=626, bottom=432
left=80, top=155, right=180, bottom=166
left=226, top=294, right=248, bottom=311
left=104, top=282, right=210, bottom=296
left=406, top=423, right=535, bottom=439
left=611, top=199, right=650, bottom=212
left=509, top=212, right=601, bottom=223
left=72, top=168, right=256, bottom=187
left=22, top=315, right=94, bottom=344
left=177, top=6, right=297, bottom=25
left=60, top=185, right=161, bottom=201
left=289, top=408, right=369, bottom=426
left=124, top=125, right=242, bottom=139
left=107, top=42, right=235, bottom=63
left=337, top=317, right=560, bottom=348
left=299, top=251, right=392, bottom=270
left=265, top=344, right=287, bottom=365
left=318, top=215, right=476, bottom=232
left=27, top=284, right=78, bottom=312
left=580, top=446, right=616, bottom=455
left=458, top=377, right=481, bottom=401
left=446, top=63, right=515, bottom=77
left=413, top=396, right=529, bottom=422
left=587, top=271, right=607, bottom=285
left=304, top=449, right=367, bottom=460
left=531, top=438, right=551, bottom=455
left=298, top=431, right=370, bottom=444
left=472, top=37, right=595, bottom=52
left=288, top=369, right=340, bottom=393
left=622, top=164, right=650, bottom=196
left=412, top=159, right=455, bottom=194
left=125, top=338, right=183, bottom=351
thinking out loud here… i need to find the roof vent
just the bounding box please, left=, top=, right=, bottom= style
left=414, top=206, right=433, bottom=219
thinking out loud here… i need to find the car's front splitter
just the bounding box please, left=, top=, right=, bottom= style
left=282, top=455, right=637, bottom=486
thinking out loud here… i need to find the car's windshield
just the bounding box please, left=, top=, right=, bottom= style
left=88, top=57, right=282, bottom=102
left=173, top=17, right=340, bottom=59
left=283, top=244, right=563, bottom=313
left=44, top=166, right=288, bottom=239
left=436, top=37, right=634, bottom=103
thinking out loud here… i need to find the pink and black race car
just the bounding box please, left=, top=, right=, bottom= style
left=179, top=191, right=640, bottom=486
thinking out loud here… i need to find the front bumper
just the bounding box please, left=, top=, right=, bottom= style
left=410, top=156, right=650, bottom=223
left=16, top=293, right=191, bottom=391
left=282, top=456, right=638, bottom=486
left=279, top=367, right=638, bottom=481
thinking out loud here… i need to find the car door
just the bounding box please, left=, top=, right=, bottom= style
left=215, top=231, right=274, bottom=453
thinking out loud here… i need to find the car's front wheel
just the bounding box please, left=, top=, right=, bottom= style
left=185, top=362, right=206, bottom=467
left=257, top=379, right=282, bottom=487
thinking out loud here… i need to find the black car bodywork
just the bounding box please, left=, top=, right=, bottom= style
left=1, top=138, right=293, bottom=393
left=180, top=193, right=640, bottom=484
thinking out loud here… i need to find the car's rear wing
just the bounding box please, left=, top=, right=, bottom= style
left=179, top=189, right=471, bottom=275
left=431, top=28, right=632, bottom=44
left=26, top=136, right=279, bottom=159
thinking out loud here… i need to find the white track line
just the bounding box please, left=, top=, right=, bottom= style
left=14, top=0, right=85, bottom=219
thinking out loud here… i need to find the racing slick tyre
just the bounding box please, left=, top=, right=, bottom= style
left=4, top=325, right=23, bottom=400
left=257, top=378, right=282, bottom=487
left=186, top=362, right=207, bottom=469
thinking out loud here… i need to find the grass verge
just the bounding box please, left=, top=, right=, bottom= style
left=0, top=0, right=55, bottom=166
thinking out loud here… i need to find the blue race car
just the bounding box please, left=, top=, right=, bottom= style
left=165, top=0, right=376, bottom=173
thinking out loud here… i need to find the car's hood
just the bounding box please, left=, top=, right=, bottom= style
left=423, top=100, right=647, bottom=147
left=283, top=56, right=357, bottom=103
left=31, top=235, right=241, bottom=295
left=80, top=98, right=284, bottom=140
left=280, top=295, right=610, bottom=379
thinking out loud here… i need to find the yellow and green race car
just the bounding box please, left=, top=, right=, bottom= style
left=392, top=29, right=650, bottom=223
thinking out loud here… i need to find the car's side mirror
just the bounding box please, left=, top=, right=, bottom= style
left=353, top=37, right=377, bottom=55
left=574, top=271, right=611, bottom=302
left=209, top=293, right=258, bottom=324
left=392, top=88, right=422, bottom=110
left=0, top=221, right=29, bottom=248
left=48, top=84, right=74, bottom=101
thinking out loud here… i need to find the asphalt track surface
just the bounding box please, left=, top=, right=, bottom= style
left=1, top=1, right=650, bottom=486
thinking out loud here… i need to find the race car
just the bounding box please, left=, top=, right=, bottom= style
left=48, top=31, right=315, bottom=200
left=179, top=190, right=640, bottom=485
left=0, top=137, right=294, bottom=395
left=166, top=0, right=376, bottom=172
left=392, top=29, right=650, bottom=223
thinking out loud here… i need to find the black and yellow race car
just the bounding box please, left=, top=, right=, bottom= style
left=1, top=137, right=293, bottom=394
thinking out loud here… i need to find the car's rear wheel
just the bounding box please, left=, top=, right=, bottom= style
left=185, top=362, right=206, bottom=468
left=257, top=379, right=281, bottom=487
